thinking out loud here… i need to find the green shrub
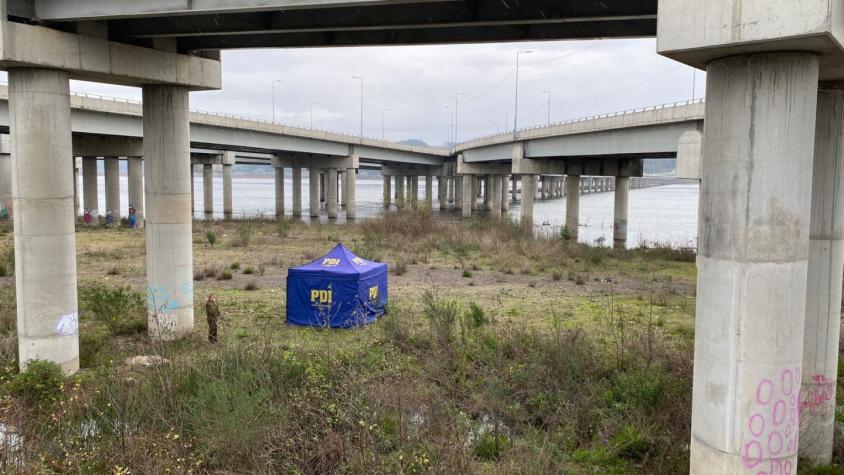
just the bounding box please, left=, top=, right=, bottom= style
left=242, top=267, right=254, bottom=275
left=605, top=367, right=670, bottom=413
left=205, top=230, right=217, bottom=246
left=276, top=219, right=291, bottom=238
left=465, top=302, right=488, bottom=328
left=8, top=359, right=64, bottom=408
left=613, top=424, right=652, bottom=460
left=219, top=270, right=233, bottom=281
left=230, top=262, right=240, bottom=270
left=462, top=269, right=473, bottom=278
left=237, top=223, right=256, bottom=248
left=0, top=244, right=14, bottom=277
left=473, top=432, right=508, bottom=461
left=560, top=226, right=572, bottom=241
left=244, top=281, right=258, bottom=291
left=79, top=283, right=146, bottom=336
left=393, top=258, right=408, bottom=276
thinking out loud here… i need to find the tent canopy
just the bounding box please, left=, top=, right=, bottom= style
left=286, top=243, right=388, bottom=328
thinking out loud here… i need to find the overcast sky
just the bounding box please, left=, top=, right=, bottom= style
left=13, top=38, right=705, bottom=147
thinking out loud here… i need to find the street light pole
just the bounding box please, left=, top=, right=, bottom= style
left=543, top=90, right=551, bottom=125
left=271, top=79, right=283, bottom=123
left=444, top=105, right=452, bottom=146
left=352, top=76, right=363, bottom=140
left=513, top=50, right=532, bottom=136
left=454, top=92, right=467, bottom=143
left=382, top=107, right=391, bottom=140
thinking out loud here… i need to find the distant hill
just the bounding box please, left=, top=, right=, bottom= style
left=397, top=138, right=430, bottom=147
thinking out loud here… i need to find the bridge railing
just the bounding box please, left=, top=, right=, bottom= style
left=457, top=97, right=706, bottom=148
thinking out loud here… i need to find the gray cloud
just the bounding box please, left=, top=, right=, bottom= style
left=6, top=39, right=704, bottom=147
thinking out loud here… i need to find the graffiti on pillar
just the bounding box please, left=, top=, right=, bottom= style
left=54, top=311, right=79, bottom=336
left=128, top=204, right=137, bottom=228
left=800, top=374, right=835, bottom=417
left=742, top=367, right=800, bottom=475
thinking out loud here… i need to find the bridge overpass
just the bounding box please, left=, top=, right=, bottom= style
left=3, top=2, right=844, bottom=470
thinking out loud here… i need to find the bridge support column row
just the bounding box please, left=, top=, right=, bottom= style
left=345, top=168, right=357, bottom=219
left=425, top=175, right=433, bottom=209
left=273, top=160, right=285, bottom=219
left=82, top=156, right=98, bottom=225
left=383, top=175, right=391, bottom=208
left=203, top=163, right=213, bottom=216
left=292, top=167, right=302, bottom=217
left=613, top=176, right=629, bottom=248
left=501, top=176, right=509, bottom=212
left=438, top=174, right=447, bottom=210
left=396, top=176, right=405, bottom=208
left=309, top=168, right=320, bottom=218
left=520, top=174, right=536, bottom=229
left=104, top=158, right=120, bottom=226
left=127, top=157, right=144, bottom=228
left=222, top=155, right=233, bottom=219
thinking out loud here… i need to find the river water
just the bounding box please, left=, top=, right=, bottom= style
left=86, top=176, right=699, bottom=249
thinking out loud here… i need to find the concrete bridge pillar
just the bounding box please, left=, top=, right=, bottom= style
left=425, top=175, right=433, bottom=209
left=346, top=168, right=357, bottom=219
left=501, top=176, right=510, bottom=212
left=272, top=160, right=285, bottom=218
left=190, top=163, right=196, bottom=213
left=438, top=175, right=447, bottom=210
left=327, top=168, right=338, bottom=219
left=613, top=176, right=629, bottom=248
left=319, top=172, right=325, bottom=204
left=203, top=163, right=214, bottom=216
left=687, top=53, right=819, bottom=474
left=222, top=153, right=233, bottom=219
left=454, top=176, right=463, bottom=208
left=0, top=141, right=12, bottom=218
left=565, top=175, right=580, bottom=240
left=799, top=85, right=844, bottom=465
left=511, top=175, right=518, bottom=202
left=339, top=171, right=345, bottom=207
left=447, top=177, right=455, bottom=207
left=490, top=175, right=502, bottom=219
left=410, top=176, right=419, bottom=209
left=520, top=174, right=536, bottom=229
left=9, top=68, right=79, bottom=373
left=461, top=175, right=473, bottom=218
left=142, top=84, right=194, bottom=340
left=539, top=176, right=546, bottom=200
left=72, top=158, right=80, bottom=217
left=127, top=157, right=144, bottom=228
left=471, top=177, right=480, bottom=210
left=82, top=157, right=99, bottom=225
left=292, top=167, right=302, bottom=217
left=104, top=157, right=120, bottom=226
left=309, top=168, right=320, bottom=218
left=396, top=176, right=405, bottom=208
left=383, top=175, right=392, bottom=208
left=482, top=176, right=491, bottom=210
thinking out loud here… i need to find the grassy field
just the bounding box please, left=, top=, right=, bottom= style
left=0, top=210, right=838, bottom=473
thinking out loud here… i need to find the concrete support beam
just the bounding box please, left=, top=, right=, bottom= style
left=274, top=165, right=285, bottom=218
left=0, top=141, right=12, bottom=218
left=327, top=168, right=338, bottom=219
left=613, top=176, right=629, bottom=248
left=292, top=167, right=302, bottom=217
left=396, top=176, right=406, bottom=209
left=501, top=176, right=509, bottom=212
left=143, top=84, right=194, bottom=340
left=689, top=53, right=819, bottom=474
left=203, top=163, right=213, bottom=216
left=799, top=86, right=844, bottom=465
left=490, top=175, right=502, bottom=219
left=73, top=158, right=80, bottom=217
left=190, top=164, right=195, bottom=213
left=437, top=176, right=448, bottom=210
left=461, top=175, right=473, bottom=218
left=383, top=175, right=391, bottom=208
left=346, top=168, right=357, bottom=219
left=82, top=157, right=99, bottom=225
left=309, top=168, right=319, bottom=218
left=10, top=68, right=78, bottom=373
left=425, top=175, right=433, bottom=209
left=410, top=176, right=419, bottom=209
left=127, top=156, right=144, bottom=228
left=520, top=175, right=536, bottom=229
left=104, top=157, right=120, bottom=226
left=565, top=175, right=580, bottom=240
left=222, top=152, right=234, bottom=219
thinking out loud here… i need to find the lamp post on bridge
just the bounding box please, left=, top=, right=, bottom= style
left=513, top=50, right=532, bottom=137
left=543, top=89, right=551, bottom=125
left=271, top=79, right=283, bottom=123
left=352, top=75, right=364, bottom=141
left=382, top=106, right=391, bottom=140
left=454, top=91, right=467, bottom=143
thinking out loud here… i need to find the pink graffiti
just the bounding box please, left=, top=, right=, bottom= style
left=800, top=374, right=835, bottom=417
left=742, top=367, right=800, bottom=472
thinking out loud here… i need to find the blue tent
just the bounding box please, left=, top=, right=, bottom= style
left=286, top=244, right=388, bottom=328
